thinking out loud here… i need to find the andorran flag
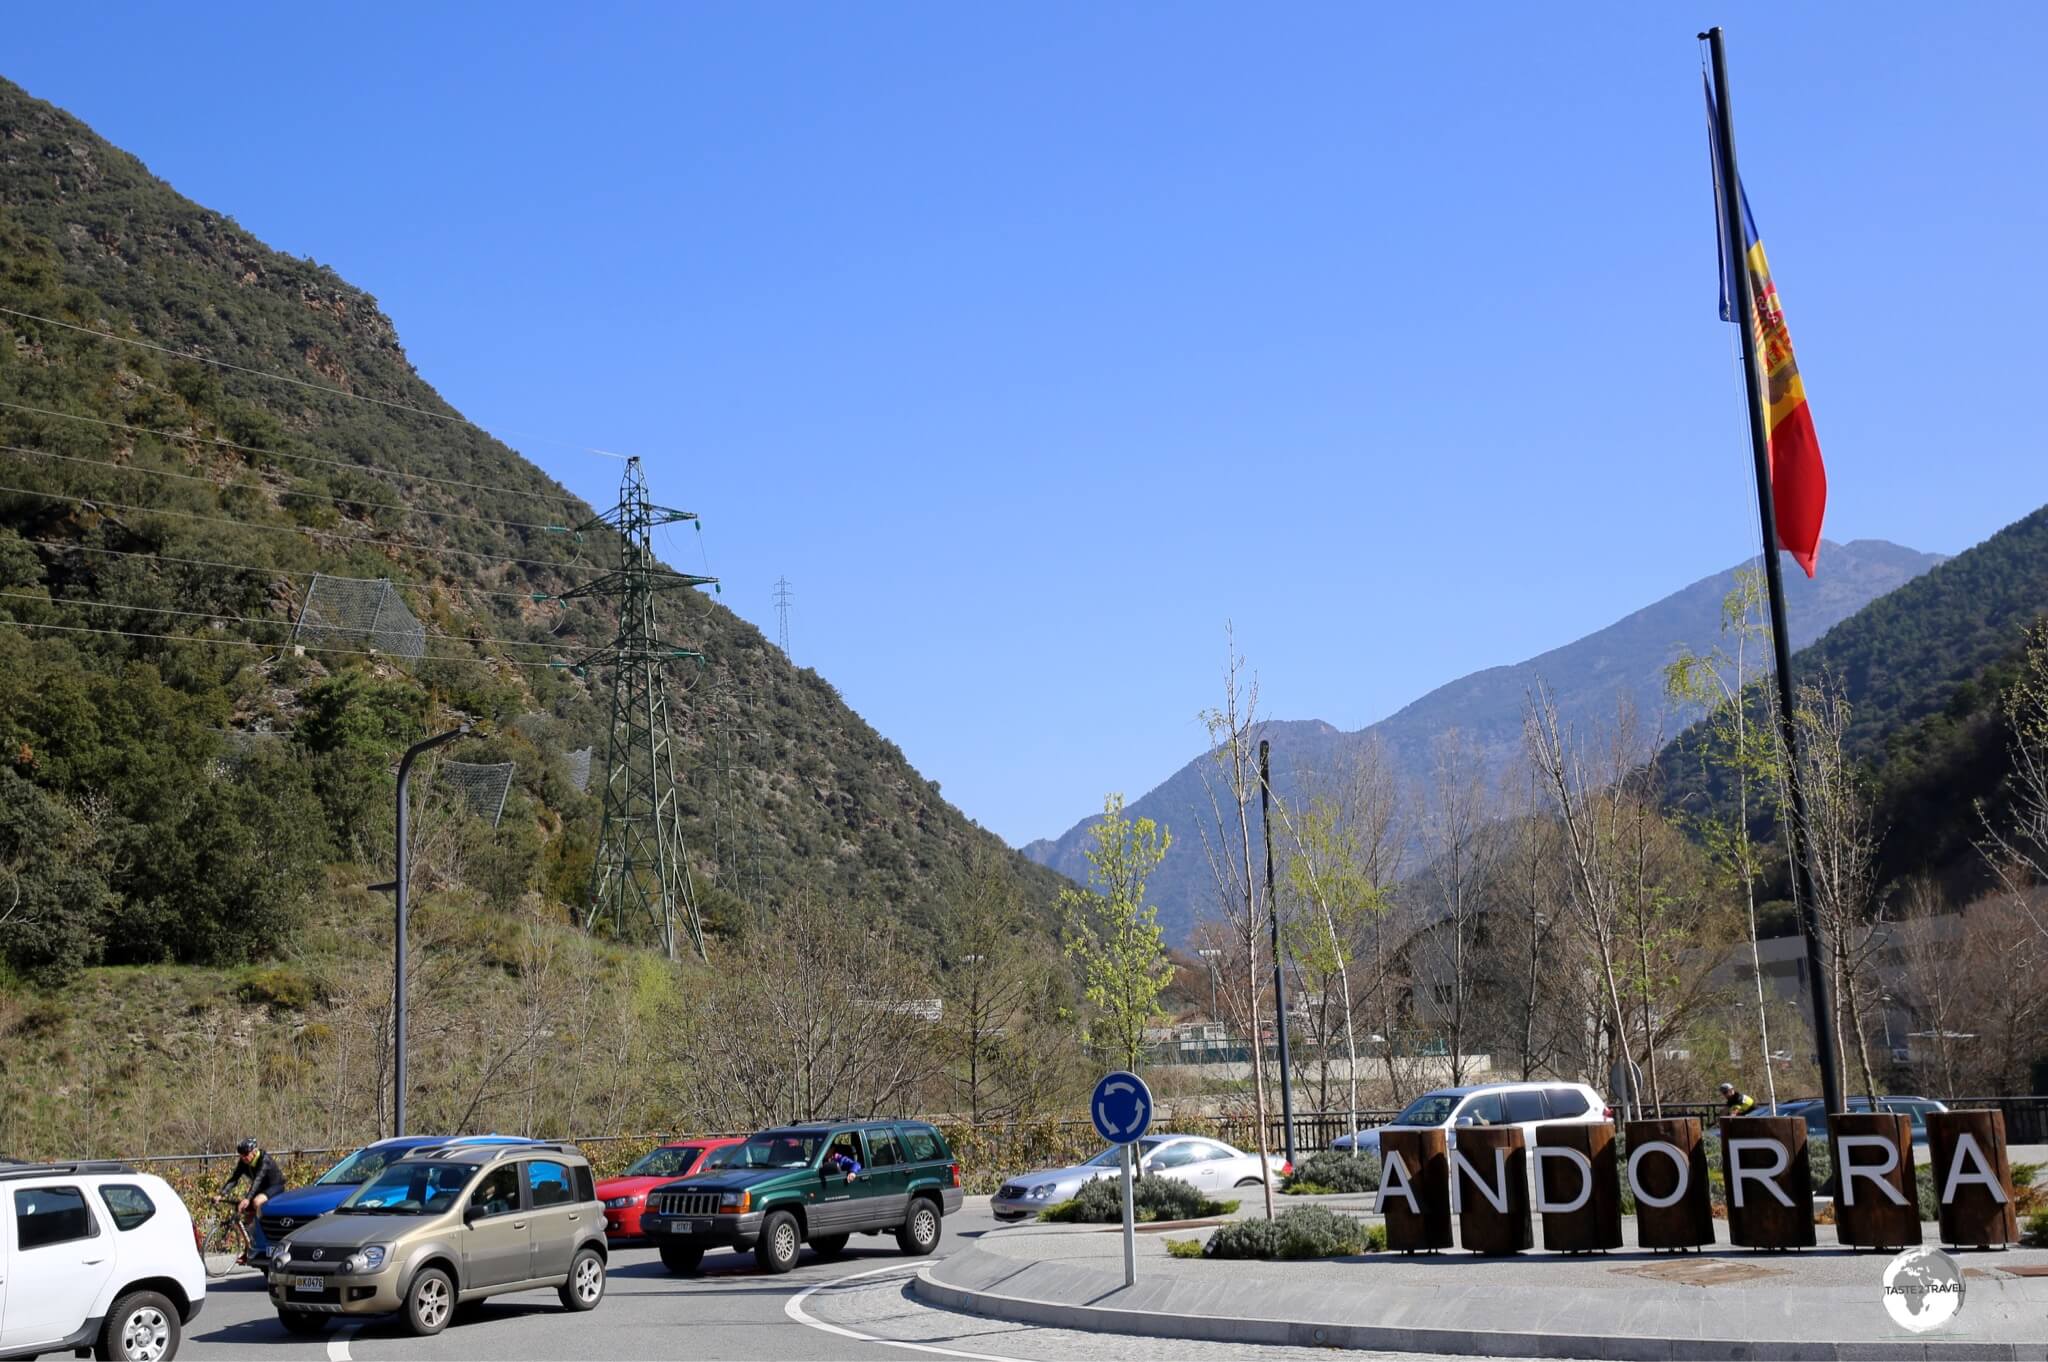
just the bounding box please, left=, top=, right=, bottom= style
left=1705, top=79, right=1827, bottom=578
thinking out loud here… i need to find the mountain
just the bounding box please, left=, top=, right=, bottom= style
left=1025, top=539, right=1944, bottom=944
left=0, top=75, right=1064, bottom=982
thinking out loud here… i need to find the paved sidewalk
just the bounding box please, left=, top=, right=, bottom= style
left=919, top=1214, right=2048, bottom=1360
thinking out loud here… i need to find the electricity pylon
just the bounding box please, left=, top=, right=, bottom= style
left=554, top=456, right=718, bottom=961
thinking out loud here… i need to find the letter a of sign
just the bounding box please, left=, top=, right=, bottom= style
left=1375, top=1150, right=1420, bottom=1215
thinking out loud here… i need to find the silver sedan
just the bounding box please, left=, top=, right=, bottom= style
left=991, top=1134, right=1288, bottom=1222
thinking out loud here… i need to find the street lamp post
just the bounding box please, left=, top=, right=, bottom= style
left=370, top=722, right=471, bottom=1137
left=1197, top=949, right=1221, bottom=1024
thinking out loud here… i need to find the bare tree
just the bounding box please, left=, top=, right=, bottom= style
left=1412, top=730, right=1501, bottom=1085
left=1894, top=879, right=1969, bottom=1099
left=1197, top=631, right=1276, bottom=1220
left=1525, top=686, right=1643, bottom=1117
left=1978, top=618, right=2048, bottom=945
left=1794, top=676, right=1889, bottom=1104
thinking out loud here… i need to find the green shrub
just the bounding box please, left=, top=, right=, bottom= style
left=1164, top=1236, right=1205, bottom=1258
left=235, top=965, right=319, bottom=1011
left=1204, top=1205, right=1375, bottom=1260
left=1041, top=1174, right=1234, bottom=1224
left=2023, top=1209, right=2048, bottom=1249
left=1282, top=1150, right=1380, bottom=1195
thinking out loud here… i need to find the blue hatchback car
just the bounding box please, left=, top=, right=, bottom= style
left=255, top=1133, right=536, bottom=1262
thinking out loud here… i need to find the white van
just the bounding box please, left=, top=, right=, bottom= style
left=1330, top=1081, right=1610, bottom=1155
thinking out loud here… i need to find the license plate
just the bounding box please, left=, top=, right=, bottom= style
left=292, top=1276, right=323, bottom=1293
left=691, top=1221, right=711, bottom=1234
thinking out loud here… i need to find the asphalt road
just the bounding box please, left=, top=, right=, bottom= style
left=174, top=1200, right=1479, bottom=1362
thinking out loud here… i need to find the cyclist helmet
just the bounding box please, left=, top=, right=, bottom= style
left=1717, top=1082, right=1735, bottom=1095
left=236, top=1138, right=259, bottom=1156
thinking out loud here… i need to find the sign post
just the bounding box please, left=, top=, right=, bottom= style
left=1091, top=1070, right=1153, bottom=1288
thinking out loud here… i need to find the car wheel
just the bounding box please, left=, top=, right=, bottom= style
left=98, top=1289, right=180, bottom=1362
left=559, top=1247, right=605, bottom=1311
left=755, top=1210, right=802, bottom=1273
left=1235, top=1177, right=1264, bottom=1188
left=895, top=1197, right=941, bottom=1256
left=808, top=1233, right=850, bottom=1258
left=277, top=1309, right=330, bottom=1336
left=659, top=1243, right=705, bottom=1274
left=404, top=1266, right=456, bottom=1337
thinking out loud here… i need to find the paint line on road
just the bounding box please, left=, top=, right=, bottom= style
left=325, top=1321, right=360, bottom=1361
left=784, top=1261, right=1027, bottom=1362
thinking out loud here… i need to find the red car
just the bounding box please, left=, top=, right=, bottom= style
left=599, top=1136, right=745, bottom=1240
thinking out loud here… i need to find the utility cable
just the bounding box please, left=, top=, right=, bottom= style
left=0, top=616, right=575, bottom=669
left=0, top=440, right=578, bottom=533
left=0, top=589, right=568, bottom=652
left=0, top=397, right=584, bottom=511
left=0, top=480, right=601, bottom=576
left=15, top=539, right=574, bottom=605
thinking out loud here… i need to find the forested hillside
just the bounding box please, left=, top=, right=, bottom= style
left=0, top=73, right=1065, bottom=989
left=1661, top=503, right=2048, bottom=904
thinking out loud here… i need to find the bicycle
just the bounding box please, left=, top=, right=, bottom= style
left=197, top=1195, right=257, bottom=1279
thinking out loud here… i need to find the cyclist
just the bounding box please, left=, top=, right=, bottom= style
left=1718, top=1082, right=1758, bottom=1118
left=219, top=1138, right=285, bottom=1263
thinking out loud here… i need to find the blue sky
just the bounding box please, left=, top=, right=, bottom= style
left=10, top=2, right=2046, bottom=845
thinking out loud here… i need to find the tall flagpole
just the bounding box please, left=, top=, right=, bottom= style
left=1701, top=25, right=1845, bottom=1136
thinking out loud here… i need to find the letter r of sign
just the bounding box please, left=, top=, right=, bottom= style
left=1726, top=1138, right=1795, bottom=1210
left=1836, top=1135, right=1908, bottom=1208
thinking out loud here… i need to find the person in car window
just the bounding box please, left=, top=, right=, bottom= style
left=825, top=1136, right=862, bottom=1181
left=220, top=1138, right=285, bottom=1263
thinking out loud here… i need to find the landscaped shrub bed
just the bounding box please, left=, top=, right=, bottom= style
left=1041, top=1174, right=1236, bottom=1224
left=1281, top=1149, right=1381, bottom=1195
left=1203, top=1205, right=1383, bottom=1259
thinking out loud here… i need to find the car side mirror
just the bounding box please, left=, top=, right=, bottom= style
left=1454, top=1115, right=1475, bottom=1127
left=463, top=1203, right=481, bottom=1226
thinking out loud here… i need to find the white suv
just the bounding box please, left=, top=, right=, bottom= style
left=1330, top=1081, right=1610, bottom=1155
left=0, top=1162, right=205, bottom=1361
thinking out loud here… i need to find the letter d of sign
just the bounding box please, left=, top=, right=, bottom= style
left=1721, top=1116, right=1814, bottom=1248
left=1929, top=1109, right=2017, bottom=1249
left=1623, top=1118, right=1713, bottom=1250
left=1534, top=1123, right=1622, bottom=1252
left=1376, top=1128, right=1452, bottom=1252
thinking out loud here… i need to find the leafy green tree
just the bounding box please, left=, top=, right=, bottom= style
left=1059, top=793, right=1174, bottom=1072
left=0, top=768, right=119, bottom=984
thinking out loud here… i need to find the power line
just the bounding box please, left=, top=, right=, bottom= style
left=16, top=538, right=568, bottom=604
left=0, top=616, right=574, bottom=669
left=774, top=576, right=793, bottom=655
left=0, top=588, right=567, bottom=653
left=0, top=441, right=578, bottom=533
left=0, top=480, right=599, bottom=576
left=0, top=397, right=583, bottom=511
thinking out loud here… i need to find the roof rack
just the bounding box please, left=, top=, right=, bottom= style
left=411, top=1140, right=580, bottom=1159
left=0, top=1160, right=135, bottom=1181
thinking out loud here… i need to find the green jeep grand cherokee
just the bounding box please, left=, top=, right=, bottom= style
left=638, top=1120, right=962, bottom=1274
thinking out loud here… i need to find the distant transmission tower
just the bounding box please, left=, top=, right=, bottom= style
left=556, top=456, right=719, bottom=961
left=773, top=576, right=793, bottom=655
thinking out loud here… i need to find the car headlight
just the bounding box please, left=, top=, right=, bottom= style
left=343, top=1245, right=389, bottom=1274
left=272, top=1243, right=291, bottom=1268
left=1028, top=1183, right=1054, bottom=1199
left=604, top=1195, right=643, bottom=1209
left=718, top=1190, right=751, bottom=1213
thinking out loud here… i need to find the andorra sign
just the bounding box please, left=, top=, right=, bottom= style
left=1371, top=1110, right=2020, bottom=1255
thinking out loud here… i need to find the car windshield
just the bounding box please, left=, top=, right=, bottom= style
left=622, top=1147, right=701, bottom=1179
left=725, top=1132, right=829, bottom=1169
left=1394, top=1094, right=1460, bottom=1126
left=1084, top=1138, right=1164, bottom=1168
left=316, top=1145, right=404, bottom=1187
left=341, top=1161, right=479, bottom=1213
left=701, top=1144, right=739, bottom=1170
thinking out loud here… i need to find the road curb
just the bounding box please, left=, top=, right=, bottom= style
left=911, top=1263, right=2048, bottom=1361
